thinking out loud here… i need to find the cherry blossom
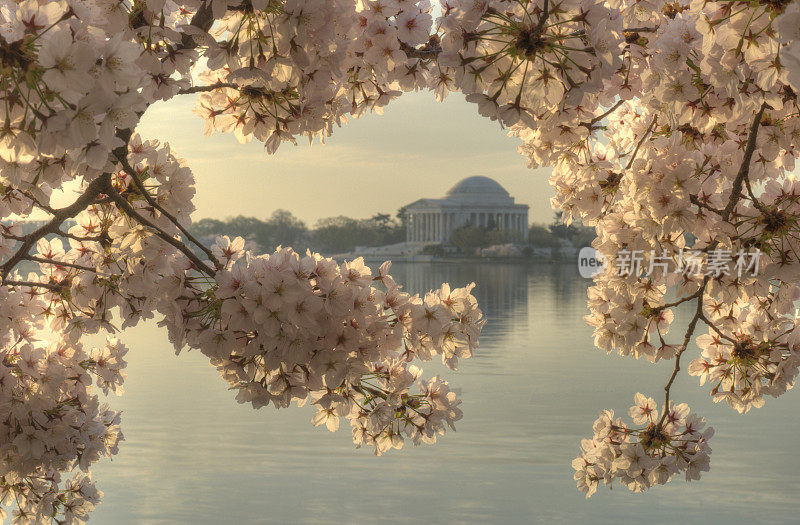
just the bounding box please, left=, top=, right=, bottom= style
left=573, top=395, right=714, bottom=498
left=3, top=0, right=800, bottom=520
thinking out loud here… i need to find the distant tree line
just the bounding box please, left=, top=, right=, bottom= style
left=311, top=213, right=405, bottom=253
left=448, top=212, right=594, bottom=253
left=191, top=209, right=405, bottom=254
left=191, top=210, right=593, bottom=256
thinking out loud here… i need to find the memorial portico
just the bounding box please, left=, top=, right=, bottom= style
left=404, top=176, right=529, bottom=244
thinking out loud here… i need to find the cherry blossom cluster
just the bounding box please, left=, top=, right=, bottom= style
left=0, top=0, right=204, bottom=213
left=2, top=126, right=483, bottom=520
left=160, top=242, right=483, bottom=455
left=191, top=0, right=629, bottom=150
left=193, top=0, right=439, bottom=152
left=0, top=317, right=126, bottom=523
left=573, top=394, right=714, bottom=498
left=688, top=309, right=800, bottom=413
left=555, top=0, right=800, bottom=497
left=0, top=135, right=197, bottom=521
left=5, top=0, right=800, bottom=517
left=438, top=0, right=624, bottom=128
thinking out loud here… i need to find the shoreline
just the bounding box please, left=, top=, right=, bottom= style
left=333, top=254, right=579, bottom=265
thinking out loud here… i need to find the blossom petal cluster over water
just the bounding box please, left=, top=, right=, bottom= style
left=573, top=394, right=714, bottom=497
left=0, top=135, right=484, bottom=520
left=179, top=242, right=483, bottom=454
left=2, top=0, right=800, bottom=520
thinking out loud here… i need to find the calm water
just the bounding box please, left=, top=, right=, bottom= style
left=89, top=263, right=800, bottom=524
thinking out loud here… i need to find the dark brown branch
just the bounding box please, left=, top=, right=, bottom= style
left=53, top=231, right=105, bottom=243
left=103, top=183, right=216, bottom=276
left=723, top=103, right=767, bottom=221
left=537, top=0, right=550, bottom=31
left=3, top=227, right=103, bottom=244
left=0, top=233, right=25, bottom=241
left=114, top=152, right=222, bottom=270
left=698, top=313, right=737, bottom=342
left=651, top=288, right=703, bottom=313
left=624, top=116, right=657, bottom=170
left=587, top=100, right=624, bottom=127
left=1, top=174, right=109, bottom=281
left=400, top=39, right=442, bottom=60
left=743, top=170, right=767, bottom=213
left=3, top=280, right=65, bottom=292
left=658, top=278, right=708, bottom=426
left=21, top=192, right=56, bottom=214
left=26, top=256, right=96, bottom=273
left=177, top=82, right=239, bottom=94
left=690, top=195, right=724, bottom=215
left=623, top=26, right=659, bottom=33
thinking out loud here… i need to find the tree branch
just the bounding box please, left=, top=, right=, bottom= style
left=114, top=152, right=222, bottom=270
left=624, top=116, right=657, bottom=170
left=26, top=256, right=97, bottom=273
left=537, top=0, right=550, bottom=32
left=399, top=38, right=442, bottom=60
left=1, top=175, right=109, bottom=282
left=651, top=288, right=703, bottom=313
left=587, top=100, right=624, bottom=127
left=658, top=278, right=707, bottom=426
left=743, top=170, right=767, bottom=213
left=103, top=182, right=216, bottom=276
left=177, top=82, right=239, bottom=95
left=690, top=195, right=724, bottom=216
left=2, top=280, right=66, bottom=292
left=723, top=103, right=767, bottom=221
left=699, top=313, right=737, bottom=342
left=53, top=230, right=105, bottom=243
left=623, top=26, right=659, bottom=33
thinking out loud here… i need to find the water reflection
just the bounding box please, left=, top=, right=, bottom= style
left=88, top=263, right=800, bottom=524
left=391, top=262, right=531, bottom=340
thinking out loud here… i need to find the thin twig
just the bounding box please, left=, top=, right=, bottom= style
left=743, top=171, right=767, bottom=213
left=699, top=313, right=737, bottom=342
left=104, top=182, right=216, bottom=276
left=690, top=195, right=724, bottom=215
left=178, top=82, right=239, bottom=94
left=625, top=116, right=657, bottom=170
left=1, top=175, right=109, bottom=281
left=658, top=278, right=708, bottom=425
left=53, top=231, right=105, bottom=243
left=114, top=152, right=222, bottom=270
left=537, top=0, right=550, bottom=31
left=26, top=256, right=96, bottom=273
left=623, top=26, right=659, bottom=33
left=586, top=100, right=624, bottom=127
left=723, top=103, right=767, bottom=221
left=2, top=280, right=65, bottom=292
left=651, top=288, right=703, bottom=313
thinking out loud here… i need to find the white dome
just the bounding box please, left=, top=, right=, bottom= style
left=444, top=176, right=514, bottom=205
left=446, top=176, right=510, bottom=197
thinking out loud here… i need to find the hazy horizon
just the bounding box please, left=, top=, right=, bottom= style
left=137, top=91, right=556, bottom=226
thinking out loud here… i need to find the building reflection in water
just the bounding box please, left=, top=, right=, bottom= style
left=386, top=262, right=587, bottom=343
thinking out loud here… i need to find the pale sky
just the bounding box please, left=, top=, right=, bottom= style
left=137, top=91, right=556, bottom=227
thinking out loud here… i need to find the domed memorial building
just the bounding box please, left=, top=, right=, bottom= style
left=404, top=176, right=529, bottom=244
